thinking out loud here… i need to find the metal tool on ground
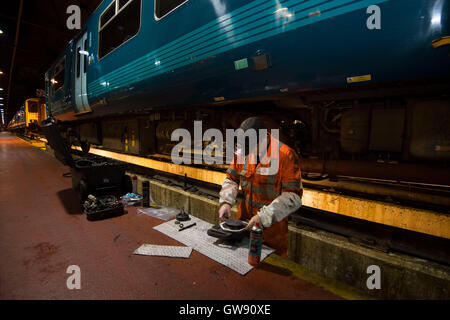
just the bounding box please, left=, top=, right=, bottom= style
left=179, top=222, right=197, bottom=232
left=176, top=208, right=190, bottom=222
left=207, top=219, right=249, bottom=244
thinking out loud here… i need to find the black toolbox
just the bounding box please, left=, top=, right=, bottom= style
left=41, top=118, right=131, bottom=220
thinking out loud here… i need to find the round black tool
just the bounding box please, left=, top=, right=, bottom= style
left=176, top=208, right=190, bottom=222
left=224, top=219, right=246, bottom=231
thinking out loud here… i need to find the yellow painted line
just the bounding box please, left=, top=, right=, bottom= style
left=74, top=146, right=226, bottom=185
left=74, top=110, right=93, bottom=116
left=347, top=74, right=372, bottom=83
left=30, top=141, right=46, bottom=149
left=264, top=254, right=372, bottom=300
left=76, top=146, right=449, bottom=239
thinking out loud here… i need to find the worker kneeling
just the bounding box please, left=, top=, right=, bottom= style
left=218, top=117, right=303, bottom=257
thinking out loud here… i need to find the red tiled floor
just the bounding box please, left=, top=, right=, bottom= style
left=0, top=133, right=340, bottom=300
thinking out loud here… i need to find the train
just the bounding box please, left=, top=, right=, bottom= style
left=8, top=98, right=47, bottom=137
left=44, top=0, right=450, bottom=186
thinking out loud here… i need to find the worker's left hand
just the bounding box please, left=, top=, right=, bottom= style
left=245, top=214, right=261, bottom=230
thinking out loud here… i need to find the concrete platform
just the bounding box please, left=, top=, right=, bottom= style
left=0, top=133, right=340, bottom=300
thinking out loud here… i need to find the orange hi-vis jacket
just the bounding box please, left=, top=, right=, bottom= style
left=225, top=135, right=303, bottom=257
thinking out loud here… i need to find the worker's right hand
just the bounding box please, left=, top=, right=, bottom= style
left=219, top=203, right=231, bottom=221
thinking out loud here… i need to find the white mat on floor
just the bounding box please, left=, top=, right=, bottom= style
left=138, top=206, right=179, bottom=221
left=134, top=244, right=192, bottom=258
left=153, top=216, right=275, bottom=275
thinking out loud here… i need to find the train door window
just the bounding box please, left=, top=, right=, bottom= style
left=98, top=0, right=141, bottom=59
left=51, top=57, right=65, bottom=92
left=155, top=0, right=188, bottom=20
left=84, top=39, right=88, bottom=73
left=27, top=101, right=38, bottom=113
left=76, top=46, right=81, bottom=78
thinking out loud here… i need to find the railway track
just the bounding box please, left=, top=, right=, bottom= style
left=66, top=143, right=450, bottom=266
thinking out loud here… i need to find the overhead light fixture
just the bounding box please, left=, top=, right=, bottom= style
left=0, top=70, right=4, bottom=75
left=0, top=98, right=3, bottom=100
left=0, top=88, right=4, bottom=91
left=0, top=29, right=3, bottom=35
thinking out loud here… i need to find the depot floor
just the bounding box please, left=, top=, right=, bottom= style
left=0, top=133, right=340, bottom=300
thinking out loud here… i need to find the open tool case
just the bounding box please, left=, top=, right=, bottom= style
left=41, top=118, right=131, bottom=220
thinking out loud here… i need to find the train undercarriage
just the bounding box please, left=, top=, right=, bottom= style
left=58, top=81, right=449, bottom=195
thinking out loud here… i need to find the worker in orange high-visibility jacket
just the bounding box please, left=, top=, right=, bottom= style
left=218, top=117, right=303, bottom=257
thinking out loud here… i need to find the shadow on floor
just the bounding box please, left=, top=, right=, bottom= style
left=57, top=188, right=82, bottom=215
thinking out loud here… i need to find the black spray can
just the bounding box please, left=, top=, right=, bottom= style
left=142, top=181, right=150, bottom=207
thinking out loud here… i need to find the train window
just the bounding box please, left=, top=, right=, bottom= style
left=76, top=46, right=81, bottom=78
left=155, top=0, right=188, bottom=20
left=118, top=0, right=130, bottom=10
left=28, top=102, right=38, bottom=113
left=98, top=0, right=141, bottom=59
left=52, top=57, right=65, bottom=92
left=100, top=2, right=116, bottom=29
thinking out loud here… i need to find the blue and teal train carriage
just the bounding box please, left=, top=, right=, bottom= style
left=45, top=0, right=450, bottom=186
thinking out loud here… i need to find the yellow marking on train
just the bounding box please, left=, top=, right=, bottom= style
left=432, top=36, right=450, bottom=49
left=302, top=189, right=450, bottom=239
left=73, top=146, right=449, bottom=239
left=214, top=97, right=225, bottom=102
left=347, top=74, right=372, bottom=83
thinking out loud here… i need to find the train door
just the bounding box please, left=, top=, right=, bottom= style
left=74, top=32, right=91, bottom=114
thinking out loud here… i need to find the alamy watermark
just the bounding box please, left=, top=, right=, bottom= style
left=367, top=5, right=381, bottom=30
left=366, top=265, right=381, bottom=290
left=171, top=121, right=280, bottom=174
left=66, top=265, right=81, bottom=290
left=66, top=5, right=81, bottom=30
left=66, top=4, right=381, bottom=31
